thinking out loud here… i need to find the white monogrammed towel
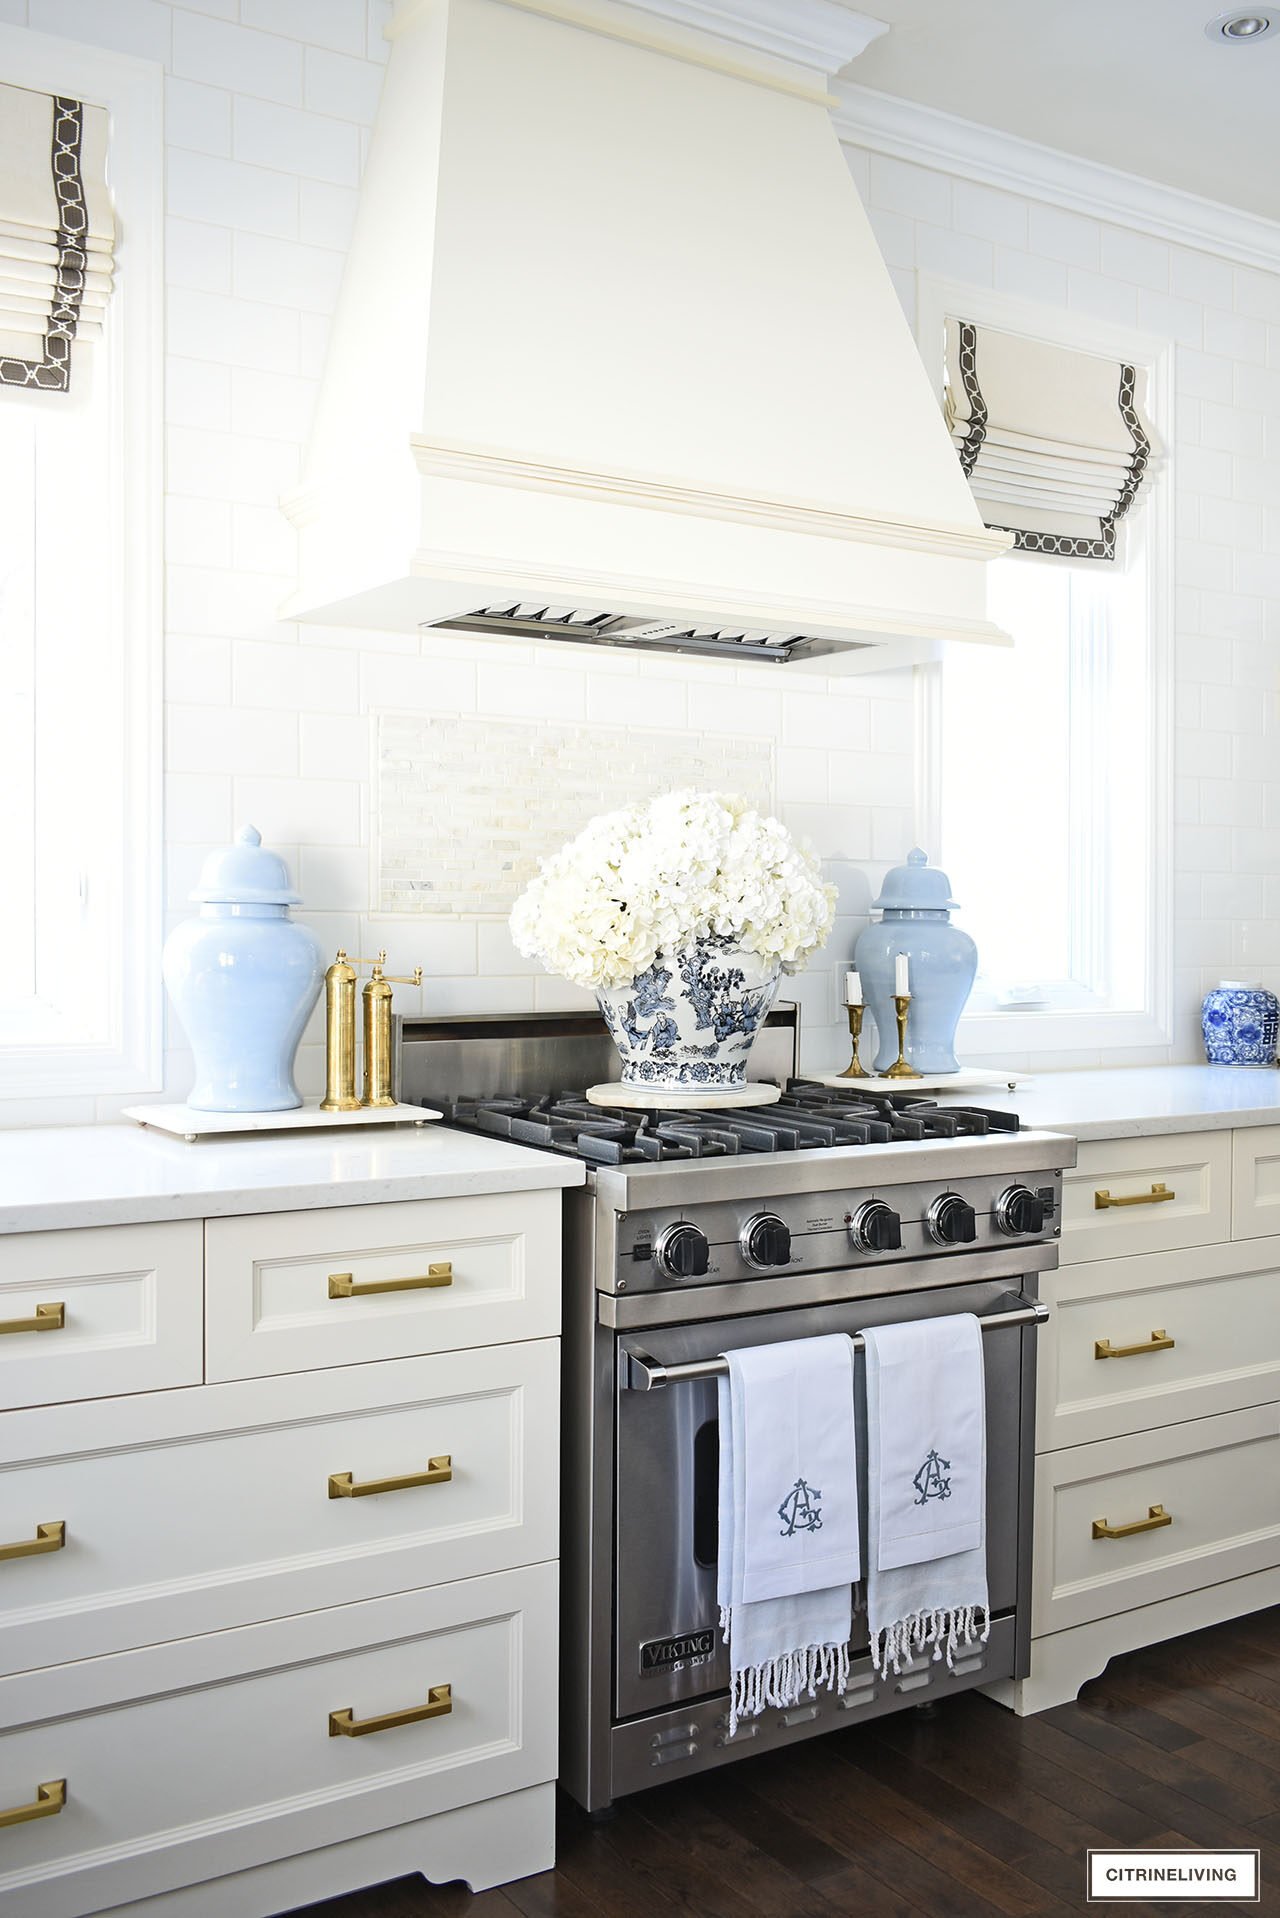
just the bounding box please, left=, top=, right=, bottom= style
left=860, top=1313, right=990, bottom=1676
left=717, top=1334, right=860, bottom=1734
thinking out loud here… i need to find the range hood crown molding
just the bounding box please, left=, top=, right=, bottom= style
left=600, top=0, right=889, bottom=78
left=289, top=0, right=1009, bottom=673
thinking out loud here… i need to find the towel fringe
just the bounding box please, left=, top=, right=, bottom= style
left=869, top=1602, right=990, bottom=1678
left=719, top=1608, right=851, bottom=1738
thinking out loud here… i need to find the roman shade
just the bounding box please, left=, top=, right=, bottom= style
left=0, top=81, right=115, bottom=391
left=944, top=319, right=1160, bottom=560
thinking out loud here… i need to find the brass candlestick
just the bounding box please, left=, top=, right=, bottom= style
left=836, top=1003, right=869, bottom=1078
left=882, top=993, right=922, bottom=1080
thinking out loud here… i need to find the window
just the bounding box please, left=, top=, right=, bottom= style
left=916, top=278, right=1172, bottom=1059
left=0, top=28, right=162, bottom=1103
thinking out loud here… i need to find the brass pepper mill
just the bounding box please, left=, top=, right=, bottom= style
left=362, top=952, right=423, bottom=1108
left=320, top=951, right=364, bottom=1112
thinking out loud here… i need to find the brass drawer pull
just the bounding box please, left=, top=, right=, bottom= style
left=1095, top=1328, right=1175, bottom=1361
left=329, top=1683, right=452, bottom=1738
left=328, top=1262, right=452, bottom=1298
left=0, top=1780, right=65, bottom=1829
left=328, top=1456, right=452, bottom=1499
left=1093, top=1503, right=1172, bottom=1541
left=0, top=1302, right=65, bottom=1336
left=1094, top=1183, right=1175, bottom=1210
left=0, top=1521, right=65, bottom=1563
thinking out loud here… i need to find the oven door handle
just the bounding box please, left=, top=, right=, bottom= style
left=622, top=1297, right=1050, bottom=1391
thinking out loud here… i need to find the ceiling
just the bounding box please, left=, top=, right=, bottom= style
left=839, top=0, right=1280, bottom=222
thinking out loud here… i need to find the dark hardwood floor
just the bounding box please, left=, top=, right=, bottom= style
left=289, top=1610, right=1279, bottom=1918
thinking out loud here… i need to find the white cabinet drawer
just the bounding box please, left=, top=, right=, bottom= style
left=1232, top=1125, right=1280, bottom=1239
left=0, top=1224, right=202, bottom=1410
left=1038, top=1239, right=1280, bottom=1450
left=204, top=1192, right=561, bottom=1381
left=1032, top=1403, right=1280, bottom=1637
left=0, top=1563, right=556, bottom=1918
left=0, top=1341, right=557, bottom=1674
left=1060, top=1132, right=1232, bottom=1264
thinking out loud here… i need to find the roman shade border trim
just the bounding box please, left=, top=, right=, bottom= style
left=0, top=93, right=87, bottom=392
left=952, top=320, right=1153, bottom=563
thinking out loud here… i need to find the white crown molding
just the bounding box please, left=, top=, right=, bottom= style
left=615, top=0, right=887, bottom=78
left=833, top=80, right=1280, bottom=275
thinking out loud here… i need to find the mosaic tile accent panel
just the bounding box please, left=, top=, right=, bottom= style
left=377, top=712, right=775, bottom=916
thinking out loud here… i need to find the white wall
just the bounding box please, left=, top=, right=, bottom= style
left=6, top=0, right=1278, bottom=1125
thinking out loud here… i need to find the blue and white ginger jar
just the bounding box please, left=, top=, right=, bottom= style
left=854, top=848, right=977, bottom=1075
left=162, top=825, right=325, bottom=1112
left=1201, top=980, right=1279, bottom=1068
left=595, top=938, right=782, bottom=1091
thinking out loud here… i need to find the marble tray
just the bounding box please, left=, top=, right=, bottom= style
left=122, top=1101, right=441, bottom=1141
left=810, top=1067, right=1028, bottom=1094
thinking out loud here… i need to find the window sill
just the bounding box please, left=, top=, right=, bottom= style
left=954, top=1006, right=1173, bottom=1060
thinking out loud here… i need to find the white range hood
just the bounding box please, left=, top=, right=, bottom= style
left=284, top=0, right=1011, bottom=671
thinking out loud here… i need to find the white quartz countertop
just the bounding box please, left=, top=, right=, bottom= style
left=0, top=1122, right=585, bottom=1235
left=935, top=1064, right=1280, bottom=1142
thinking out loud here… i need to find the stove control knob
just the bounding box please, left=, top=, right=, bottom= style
left=927, top=1192, right=978, bottom=1247
left=995, top=1185, right=1045, bottom=1237
left=741, top=1212, right=792, bottom=1269
left=656, top=1222, right=711, bottom=1281
left=849, top=1200, right=902, bottom=1255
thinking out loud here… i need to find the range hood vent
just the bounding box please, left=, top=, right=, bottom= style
left=285, top=0, right=1012, bottom=672
left=429, top=601, right=872, bottom=666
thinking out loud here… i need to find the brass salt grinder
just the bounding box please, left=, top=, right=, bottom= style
left=320, top=950, right=422, bottom=1111
left=362, top=952, right=423, bottom=1107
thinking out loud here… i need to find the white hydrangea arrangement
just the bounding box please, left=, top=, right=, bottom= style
left=509, top=789, right=836, bottom=991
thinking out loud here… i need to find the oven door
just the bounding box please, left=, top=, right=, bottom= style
left=612, top=1274, right=1039, bottom=1721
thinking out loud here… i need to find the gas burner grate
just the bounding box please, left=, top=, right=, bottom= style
left=437, top=1086, right=1019, bottom=1165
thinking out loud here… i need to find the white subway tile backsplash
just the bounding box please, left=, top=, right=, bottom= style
left=299, top=178, right=361, bottom=251
left=166, top=424, right=299, bottom=504
left=165, top=217, right=232, bottom=293
left=303, top=45, right=386, bottom=122
left=166, top=495, right=232, bottom=569
left=171, top=11, right=303, bottom=103
left=868, top=154, right=951, bottom=225
left=164, top=75, right=232, bottom=157
left=165, top=772, right=233, bottom=843
left=166, top=563, right=296, bottom=641
left=233, top=97, right=361, bottom=186
left=167, top=148, right=299, bottom=240
left=231, top=501, right=298, bottom=575
left=1027, top=203, right=1099, bottom=269
left=167, top=702, right=299, bottom=778
left=165, top=633, right=231, bottom=705
left=166, top=355, right=232, bottom=431
left=952, top=180, right=1027, bottom=248
left=243, top=0, right=367, bottom=54
left=233, top=636, right=356, bottom=712
left=234, top=774, right=363, bottom=846
left=1099, top=227, right=1169, bottom=291
left=232, top=231, right=346, bottom=313
left=30, top=0, right=171, bottom=60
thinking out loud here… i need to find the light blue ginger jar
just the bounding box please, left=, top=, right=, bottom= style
left=854, top=849, right=977, bottom=1075
left=1201, top=980, right=1279, bottom=1067
left=162, top=826, right=325, bottom=1112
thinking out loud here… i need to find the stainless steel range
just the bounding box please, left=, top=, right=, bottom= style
left=398, top=1009, right=1076, bottom=1815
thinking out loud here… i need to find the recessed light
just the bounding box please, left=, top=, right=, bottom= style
left=1204, top=9, right=1275, bottom=39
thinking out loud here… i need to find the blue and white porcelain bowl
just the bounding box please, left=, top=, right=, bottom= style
left=1201, top=980, right=1280, bottom=1068
left=596, top=937, right=782, bottom=1091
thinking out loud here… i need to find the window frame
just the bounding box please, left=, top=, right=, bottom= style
left=0, top=26, right=163, bottom=1103
left=914, top=275, right=1175, bottom=1060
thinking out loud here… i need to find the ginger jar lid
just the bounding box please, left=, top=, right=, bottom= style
left=872, top=847, right=959, bottom=914
left=190, top=824, right=301, bottom=905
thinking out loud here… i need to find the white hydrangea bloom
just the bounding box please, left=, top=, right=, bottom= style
left=509, top=790, right=837, bottom=990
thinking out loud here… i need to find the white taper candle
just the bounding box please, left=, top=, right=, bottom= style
left=895, top=952, right=910, bottom=996
left=844, top=970, right=862, bottom=1006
